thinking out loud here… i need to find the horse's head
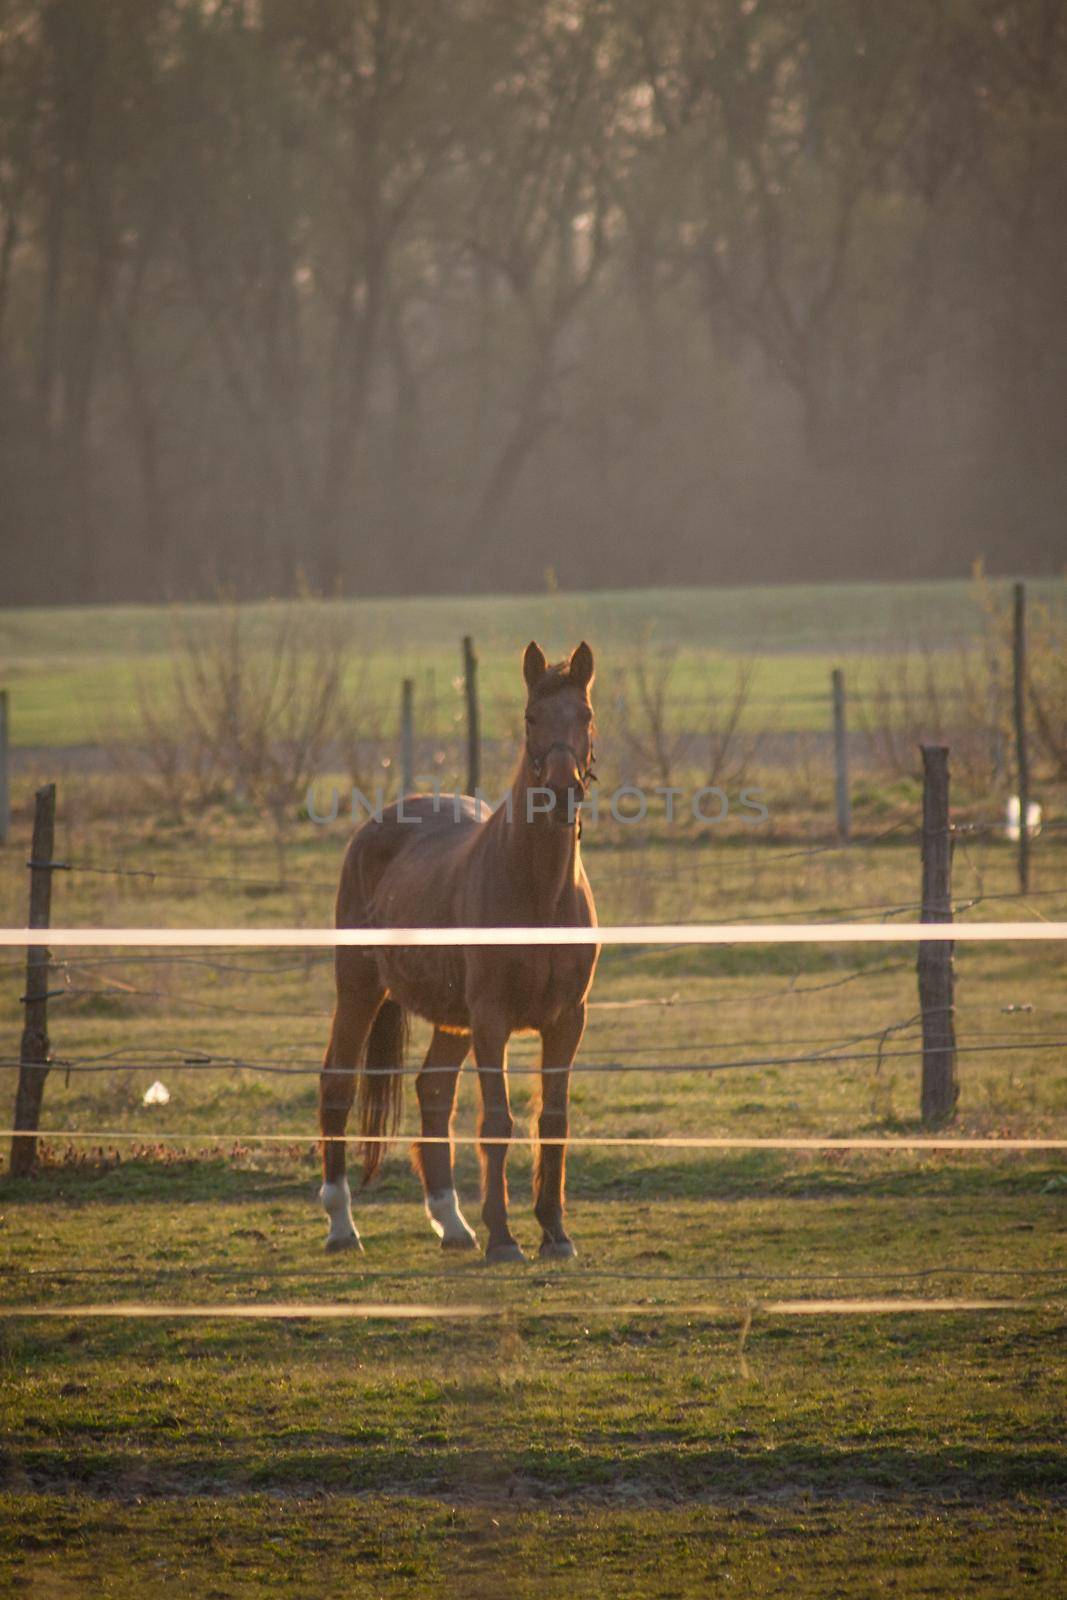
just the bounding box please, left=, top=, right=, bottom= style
left=521, top=640, right=596, bottom=824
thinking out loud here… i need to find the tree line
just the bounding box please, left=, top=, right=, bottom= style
left=1, top=0, right=1065, bottom=604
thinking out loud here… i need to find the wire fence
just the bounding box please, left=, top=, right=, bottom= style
left=6, top=843, right=1067, bottom=1098
left=11, top=817, right=1064, bottom=900
left=6, top=810, right=1066, bottom=1178
left=5, top=1030, right=1067, bottom=1082
left=4, top=922, right=1064, bottom=1329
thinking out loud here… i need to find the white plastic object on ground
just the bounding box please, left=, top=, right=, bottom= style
left=1005, top=796, right=1042, bottom=841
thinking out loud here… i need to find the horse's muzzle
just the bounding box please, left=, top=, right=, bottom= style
left=532, top=747, right=589, bottom=826
left=547, top=782, right=584, bottom=825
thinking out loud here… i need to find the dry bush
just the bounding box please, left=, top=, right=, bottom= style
left=614, top=639, right=763, bottom=793
left=855, top=571, right=1066, bottom=797
left=114, top=600, right=374, bottom=819
left=705, top=656, right=766, bottom=789
left=853, top=639, right=1008, bottom=797
left=962, top=567, right=1067, bottom=785
left=775, top=733, right=834, bottom=812
left=616, top=644, right=691, bottom=789
left=336, top=680, right=389, bottom=800
left=1028, top=601, right=1067, bottom=779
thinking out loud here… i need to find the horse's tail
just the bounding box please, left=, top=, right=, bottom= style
left=358, top=998, right=407, bottom=1186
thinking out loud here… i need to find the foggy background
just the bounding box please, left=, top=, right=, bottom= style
left=1, top=0, right=1065, bottom=605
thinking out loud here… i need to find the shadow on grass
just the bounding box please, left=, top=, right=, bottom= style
left=0, top=1160, right=308, bottom=1207
left=5, top=1437, right=1064, bottom=1500
left=1, top=1149, right=1060, bottom=1208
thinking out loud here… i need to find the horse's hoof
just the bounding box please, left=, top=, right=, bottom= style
left=441, top=1234, right=478, bottom=1252
left=539, top=1238, right=576, bottom=1262
left=325, top=1232, right=363, bottom=1254
left=484, top=1241, right=526, bottom=1266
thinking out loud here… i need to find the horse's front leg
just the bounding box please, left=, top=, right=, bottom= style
left=535, top=1004, right=585, bottom=1260
left=471, top=1008, right=523, bottom=1264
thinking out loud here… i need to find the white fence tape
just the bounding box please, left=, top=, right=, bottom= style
left=0, top=1298, right=1039, bottom=1321
left=2, top=922, right=1067, bottom=948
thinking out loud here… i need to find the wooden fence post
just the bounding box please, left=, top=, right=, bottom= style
left=463, top=635, right=480, bottom=796
left=10, top=784, right=57, bottom=1176
left=918, top=746, right=957, bottom=1126
left=1012, top=580, right=1030, bottom=894
left=831, top=668, right=850, bottom=842
left=400, top=677, right=415, bottom=796
left=0, top=690, right=9, bottom=844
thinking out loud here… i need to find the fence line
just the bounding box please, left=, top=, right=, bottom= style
left=6, top=1129, right=1064, bottom=1149
left=0, top=951, right=914, bottom=1004
left=16, top=819, right=1061, bottom=902
left=0, top=1298, right=1042, bottom=1322
left=7, top=776, right=1066, bottom=1168
left=16, top=1262, right=1062, bottom=1287
left=5, top=1036, right=1065, bottom=1081
left=26, top=859, right=337, bottom=893
left=3, top=922, right=1066, bottom=948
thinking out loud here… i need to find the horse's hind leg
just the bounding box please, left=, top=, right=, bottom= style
left=319, top=949, right=384, bottom=1252
left=414, top=1027, right=476, bottom=1250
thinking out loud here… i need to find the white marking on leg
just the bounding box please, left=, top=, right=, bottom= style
left=426, top=1188, right=477, bottom=1247
left=320, top=1177, right=360, bottom=1248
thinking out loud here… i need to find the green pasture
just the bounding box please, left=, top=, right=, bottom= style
left=1, top=794, right=1065, bottom=1596
left=3, top=576, right=1064, bottom=748
left=0, top=644, right=844, bottom=749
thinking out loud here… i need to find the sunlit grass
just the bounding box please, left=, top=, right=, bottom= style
left=1, top=761, right=1064, bottom=1596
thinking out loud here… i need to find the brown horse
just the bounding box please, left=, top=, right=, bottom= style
left=319, top=640, right=599, bottom=1263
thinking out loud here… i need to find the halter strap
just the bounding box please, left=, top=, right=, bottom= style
left=525, top=738, right=597, bottom=791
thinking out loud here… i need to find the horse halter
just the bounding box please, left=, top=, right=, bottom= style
left=525, top=735, right=597, bottom=796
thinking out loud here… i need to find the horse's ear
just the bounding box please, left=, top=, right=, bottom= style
left=569, top=640, right=595, bottom=690
left=523, top=641, right=548, bottom=690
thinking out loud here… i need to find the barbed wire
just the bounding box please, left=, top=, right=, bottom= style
left=23, top=969, right=939, bottom=1043
left=26, top=871, right=1067, bottom=933
left=4, top=1034, right=1064, bottom=1080
left=18, top=952, right=331, bottom=974
left=8, top=815, right=1060, bottom=912
left=37, top=859, right=336, bottom=893
left=958, top=818, right=1067, bottom=837
left=1, top=953, right=915, bottom=1008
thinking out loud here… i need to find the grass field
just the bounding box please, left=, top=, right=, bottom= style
left=3, top=576, right=1064, bottom=748
left=1, top=578, right=1065, bottom=1595
left=1, top=793, right=1065, bottom=1596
